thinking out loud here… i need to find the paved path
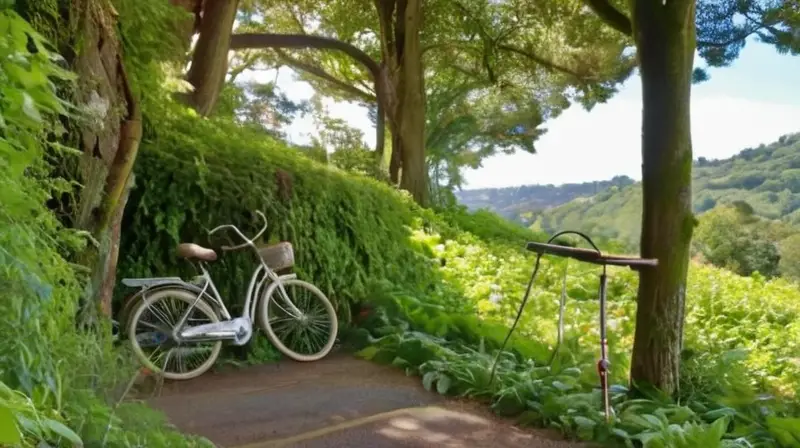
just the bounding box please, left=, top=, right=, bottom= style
left=146, top=353, right=587, bottom=448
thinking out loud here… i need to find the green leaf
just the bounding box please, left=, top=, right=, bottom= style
left=354, top=346, right=378, bottom=360
left=573, top=416, right=596, bottom=429
left=0, top=406, right=21, bottom=445
left=642, top=414, right=664, bottom=429
left=551, top=380, right=572, bottom=392
left=21, top=92, right=42, bottom=123
left=422, top=371, right=438, bottom=392
left=702, top=407, right=736, bottom=422
left=706, top=416, right=729, bottom=441
left=766, top=416, right=800, bottom=446
left=436, top=375, right=452, bottom=395
left=611, top=428, right=631, bottom=440
left=42, top=418, right=82, bottom=445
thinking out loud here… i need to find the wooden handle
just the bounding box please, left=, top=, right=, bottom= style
left=526, top=242, right=658, bottom=270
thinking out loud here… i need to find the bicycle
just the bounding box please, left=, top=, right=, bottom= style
left=119, top=211, right=339, bottom=380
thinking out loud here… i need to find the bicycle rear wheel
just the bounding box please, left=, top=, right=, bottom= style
left=258, top=279, right=338, bottom=362
left=128, top=288, right=222, bottom=380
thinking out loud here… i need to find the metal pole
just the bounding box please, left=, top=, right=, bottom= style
left=597, top=267, right=610, bottom=421
left=548, top=260, right=569, bottom=367
left=558, top=259, right=568, bottom=347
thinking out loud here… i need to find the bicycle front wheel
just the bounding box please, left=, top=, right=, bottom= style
left=258, top=279, right=338, bottom=362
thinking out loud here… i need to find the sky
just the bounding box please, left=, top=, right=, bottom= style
left=241, top=39, right=800, bottom=189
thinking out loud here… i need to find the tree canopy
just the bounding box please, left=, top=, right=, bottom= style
left=229, top=0, right=636, bottom=201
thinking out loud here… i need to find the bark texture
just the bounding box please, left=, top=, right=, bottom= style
left=396, top=0, right=427, bottom=205
left=374, top=0, right=427, bottom=205
left=187, top=0, right=240, bottom=116
left=629, top=0, right=697, bottom=395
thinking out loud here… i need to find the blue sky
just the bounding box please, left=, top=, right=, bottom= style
left=247, top=39, right=800, bottom=189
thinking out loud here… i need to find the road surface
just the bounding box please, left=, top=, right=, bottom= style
left=145, top=353, right=588, bottom=448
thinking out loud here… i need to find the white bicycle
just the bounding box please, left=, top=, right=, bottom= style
left=119, top=211, right=338, bottom=380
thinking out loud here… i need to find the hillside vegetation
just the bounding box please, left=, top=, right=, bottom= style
left=456, top=176, right=636, bottom=221
left=461, top=133, right=800, bottom=249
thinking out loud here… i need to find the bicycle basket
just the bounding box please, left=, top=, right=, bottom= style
left=257, top=242, right=295, bottom=271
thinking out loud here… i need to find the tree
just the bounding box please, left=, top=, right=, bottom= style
left=693, top=205, right=781, bottom=278
left=215, top=80, right=311, bottom=138
left=233, top=0, right=635, bottom=207
left=778, top=233, right=800, bottom=280
left=584, top=0, right=799, bottom=395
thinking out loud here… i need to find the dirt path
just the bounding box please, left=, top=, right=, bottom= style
left=146, top=353, right=588, bottom=447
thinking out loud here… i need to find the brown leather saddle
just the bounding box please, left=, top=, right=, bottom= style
left=176, top=243, right=218, bottom=262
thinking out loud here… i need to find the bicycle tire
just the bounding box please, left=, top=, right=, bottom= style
left=258, top=279, right=338, bottom=362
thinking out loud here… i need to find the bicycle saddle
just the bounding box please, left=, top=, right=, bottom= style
left=176, top=243, right=218, bottom=262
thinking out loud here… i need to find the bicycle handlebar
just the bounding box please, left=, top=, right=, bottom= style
left=208, top=211, right=268, bottom=251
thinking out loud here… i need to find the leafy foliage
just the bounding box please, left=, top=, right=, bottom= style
left=0, top=4, right=212, bottom=447
left=692, top=205, right=788, bottom=278
left=234, top=0, right=636, bottom=197
left=117, top=104, right=442, bottom=321
left=348, top=227, right=800, bottom=446
left=216, top=80, right=311, bottom=139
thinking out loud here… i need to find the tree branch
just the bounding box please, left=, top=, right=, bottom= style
left=274, top=48, right=377, bottom=103
left=229, top=33, right=390, bottom=153
left=230, top=33, right=382, bottom=78
left=497, top=44, right=593, bottom=81
left=228, top=51, right=260, bottom=83
left=584, top=0, right=632, bottom=36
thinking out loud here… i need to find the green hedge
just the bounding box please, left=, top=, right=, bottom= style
left=120, top=109, right=442, bottom=319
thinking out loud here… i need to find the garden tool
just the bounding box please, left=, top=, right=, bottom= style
left=489, top=230, right=658, bottom=422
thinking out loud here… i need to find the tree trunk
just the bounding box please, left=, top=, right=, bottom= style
left=396, top=0, right=427, bottom=206
left=374, top=0, right=427, bottom=205
left=629, top=0, right=696, bottom=396
left=389, top=133, right=402, bottom=183
left=187, top=0, right=239, bottom=116
left=375, top=100, right=386, bottom=160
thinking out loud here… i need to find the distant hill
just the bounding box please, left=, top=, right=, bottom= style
left=455, top=176, right=636, bottom=221
left=458, top=132, right=800, bottom=248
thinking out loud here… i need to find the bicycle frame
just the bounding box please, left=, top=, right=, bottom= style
left=187, top=259, right=299, bottom=324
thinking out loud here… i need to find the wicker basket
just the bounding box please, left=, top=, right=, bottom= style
left=257, top=242, right=295, bottom=271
